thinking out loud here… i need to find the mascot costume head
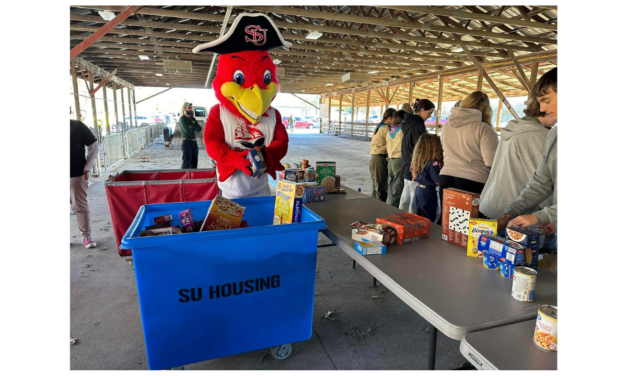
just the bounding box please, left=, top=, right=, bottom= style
left=192, top=13, right=292, bottom=199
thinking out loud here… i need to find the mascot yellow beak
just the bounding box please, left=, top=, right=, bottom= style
left=221, top=82, right=278, bottom=124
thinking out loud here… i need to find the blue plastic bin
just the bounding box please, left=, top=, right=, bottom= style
left=121, top=196, right=326, bottom=370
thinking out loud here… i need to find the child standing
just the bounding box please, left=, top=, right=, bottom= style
left=410, top=134, right=443, bottom=222
left=386, top=111, right=405, bottom=208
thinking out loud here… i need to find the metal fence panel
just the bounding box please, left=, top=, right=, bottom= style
left=102, top=134, right=125, bottom=171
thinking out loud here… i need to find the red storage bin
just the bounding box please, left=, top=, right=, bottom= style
left=104, top=169, right=218, bottom=256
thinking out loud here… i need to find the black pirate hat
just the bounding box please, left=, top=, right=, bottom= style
left=192, top=13, right=291, bottom=55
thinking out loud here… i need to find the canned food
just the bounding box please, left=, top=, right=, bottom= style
left=483, top=254, right=499, bottom=269
left=499, top=259, right=514, bottom=279
left=511, top=266, right=537, bottom=302
left=305, top=168, right=315, bottom=182
left=292, top=163, right=299, bottom=169
left=283, top=163, right=291, bottom=169
left=302, top=159, right=309, bottom=169
left=533, top=305, right=557, bottom=352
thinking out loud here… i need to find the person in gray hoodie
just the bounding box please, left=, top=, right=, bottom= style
left=480, top=93, right=557, bottom=220
left=497, top=68, right=558, bottom=233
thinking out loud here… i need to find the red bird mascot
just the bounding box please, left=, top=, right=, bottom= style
left=192, top=13, right=290, bottom=199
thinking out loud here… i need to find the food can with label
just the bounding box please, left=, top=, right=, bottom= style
left=305, top=168, right=315, bottom=182
left=483, top=253, right=499, bottom=270
left=302, top=159, right=309, bottom=169
left=533, top=305, right=557, bottom=352
left=511, top=266, right=537, bottom=302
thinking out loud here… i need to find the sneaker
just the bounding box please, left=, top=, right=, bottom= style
left=83, top=237, right=97, bottom=248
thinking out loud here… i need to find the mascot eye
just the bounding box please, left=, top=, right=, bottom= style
left=263, top=70, right=272, bottom=86
left=233, top=70, right=245, bottom=85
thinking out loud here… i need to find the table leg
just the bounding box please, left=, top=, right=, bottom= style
left=428, top=324, right=438, bottom=370
left=353, top=260, right=356, bottom=269
left=373, top=277, right=378, bottom=287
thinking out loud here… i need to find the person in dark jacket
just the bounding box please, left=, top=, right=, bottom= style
left=399, top=99, right=435, bottom=213
left=178, top=102, right=202, bottom=169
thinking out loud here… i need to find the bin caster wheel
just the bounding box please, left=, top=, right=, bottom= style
left=271, top=343, right=292, bottom=360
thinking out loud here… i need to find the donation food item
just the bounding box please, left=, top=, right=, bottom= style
left=477, top=235, right=527, bottom=266
left=273, top=180, right=305, bottom=225
left=302, top=159, right=309, bottom=169
left=512, top=266, right=537, bottom=302
left=377, top=213, right=430, bottom=245
left=321, top=176, right=336, bottom=193
left=296, top=170, right=305, bottom=181
left=441, top=189, right=481, bottom=248
left=139, top=226, right=183, bottom=237
left=179, top=209, right=195, bottom=233
left=335, top=175, right=341, bottom=190
left=292, top=163, right=299, bottom=169
left=467, top=219, right=498, bottom=257
left=499, top=259, right=515, bottom=279
left=316, top=161, right=336, bottom=184
left=200, top=195, right=246, bottom=231
left=350, top=221, right=397, bottom=245
left=246, top=146, right=267, bottom=178
left=240, top=220, right=249, bottom=228
left=354, top=240, right=387, bottom=255
left=507, top=226, right=541, bottom=270
left=283, top=163, right=291, bottom=169
left=154, top=214, right=173, bottom=225
left=534, top=305, right=557, bottom=352
left=483, top=253, right=499, bottom=269
left=145, top=223, right=172, bottom=230
left=305, top=168, right=316, bottom=182
left=281, top=168, right=299, bottom=182
left=302, top=185, right=326, bottom=203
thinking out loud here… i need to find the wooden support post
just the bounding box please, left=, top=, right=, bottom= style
left=70, top=6, right=142, bottom=59
left=408, top=82, right=414, bottom=104
left=89, top=67, right=118, bottom=97
left=121, top=84, right=126, bottom=132
left=112, top=82, right=119, bottom=131
left=103, top=84, right=110, bottom=134
left=380, top=105, right=384, bottom=120
left=477, top=72, right=484, bottom=91
left=496, top=99, right=503, bottom=129
left=389, top=85, right=400, bottom=103
left=436, top=75, right=444, bottom=136
left=529, top=62, right=539, bottom=88
left=327, top=97, right=332, bottom=132
left=351, top=91, right=355, bottom=136
left=386, top=87, right=390, bottom=105
left=88, top=71, right=100, bottom=141
left=365, top=90, right=371, bottom=134
left=132, top=89, right=138, bottom=128
left=70, top=63, right=81, bottom=121
left=506, top=47, right=532, bottom=92
left=458, top=39, right=520, bottom=120
left=127, top=87, right=133, bottom=128
left=339, top=94, right=343, bottom=135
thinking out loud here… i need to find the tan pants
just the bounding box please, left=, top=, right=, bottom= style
left=70, top=176, right=91, bottom=238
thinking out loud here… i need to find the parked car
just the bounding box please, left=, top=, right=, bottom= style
left=295, top=120, right=315, bottom=129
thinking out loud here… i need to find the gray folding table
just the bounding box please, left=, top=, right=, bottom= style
left=460, top=320, right=557, bottom=370
left=306, top=198, right=557, bottom=370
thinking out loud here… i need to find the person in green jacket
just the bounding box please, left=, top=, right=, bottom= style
left=179, top=102, right=202, bottom=169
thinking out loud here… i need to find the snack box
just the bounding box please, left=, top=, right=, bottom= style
left=377, top=213, right=430, bottom=245
left=200, top=195, right=246, bottom=231
left=273, top=180, right=305, bottom=225
left=279, top=168, right=300, bottom=182
left=247, top=146, right=267, bottom=179
left=154, top=214, right=173, bottom=225
left=140, top=226, right=182, bottom=237
left=350, top=221, right=397, bottom=245
left=145, top=222, right=172, bottom=230
left=467, top=219, right=498, bottom=257
left=477, top=235, right=526, bottom=266
left=302, top=185, right=326, bottom=203
left=441, top=188, right=481, bottom=248
left=354, top=240, right=387, bottom=256
left=316, top=161, right=336, bottom=184
left=179, top=209, right=194, bottom=232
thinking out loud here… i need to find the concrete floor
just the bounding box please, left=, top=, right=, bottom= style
left=70, top=133, right=467, bottom=370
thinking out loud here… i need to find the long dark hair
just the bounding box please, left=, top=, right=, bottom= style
left=374, top=108, right=397, bottom=135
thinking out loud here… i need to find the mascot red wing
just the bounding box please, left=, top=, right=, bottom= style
left=192, top=13, right=291, bottom=199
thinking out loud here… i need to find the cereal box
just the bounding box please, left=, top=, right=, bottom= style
left=154, top=214, right=173, bottom=224
left=316, top=161, right=336, bottom=184
left=273, top=180, right=305, bottom=225
left=467, top=219, right=498, bottom=257
left=477, top=235, right=527, bottom=266
left=200, top=195, right=246, bottom=232
left=179, top=209, right=195, bottom=233
left=350, top=221, right=397, bottom=245
left=246, top=146, right=267, bottom=179
left=377, top=213, right=430, bottom=245
left=302, top=185, right=326, bottom=203
left=355, top=240, right=387, bottom=255
left=441, top=188, right=481, bottom=248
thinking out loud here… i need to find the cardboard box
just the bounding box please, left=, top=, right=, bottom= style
left=154, top=214, right=173, bottom=225
left=441, top=188, right=481, bottom=248
left=247, top=146, right=267, bottom=179
left=140, top=226, right=182, bottom=237
left=280, top=168, right=300, bottom=182
left=350, top=221, right=397, bottom=245
left=179, top=209, right=194, bottom=233
left=377, top=213, right=430, bottom=245
left=273, top=180, right=305, bottom=225
left=477, top=235, right=527, bottom=266
left=538, top=253, right=557, bottom=273
left=506, top=226, right=541, bottom=270
left=467, top=219, right=498, bottom=257
left=316, top=161, right=336, bottom=184
left=200, top=195, right=245, bottom=231
left=355, top=240, right=387, bottom=255
left=302, top=185, right=326, bottom=203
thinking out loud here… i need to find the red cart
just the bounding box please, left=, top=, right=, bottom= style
left=104, top=169, right=218, bottom=256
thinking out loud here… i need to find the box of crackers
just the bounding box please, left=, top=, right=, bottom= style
left=200, top=195, right=246, bottom=232
left=273, top=180, right=305, bottom=225
left=376, top=213, right=430, bottom=245
left=441, top=188, right=481, bottom=248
